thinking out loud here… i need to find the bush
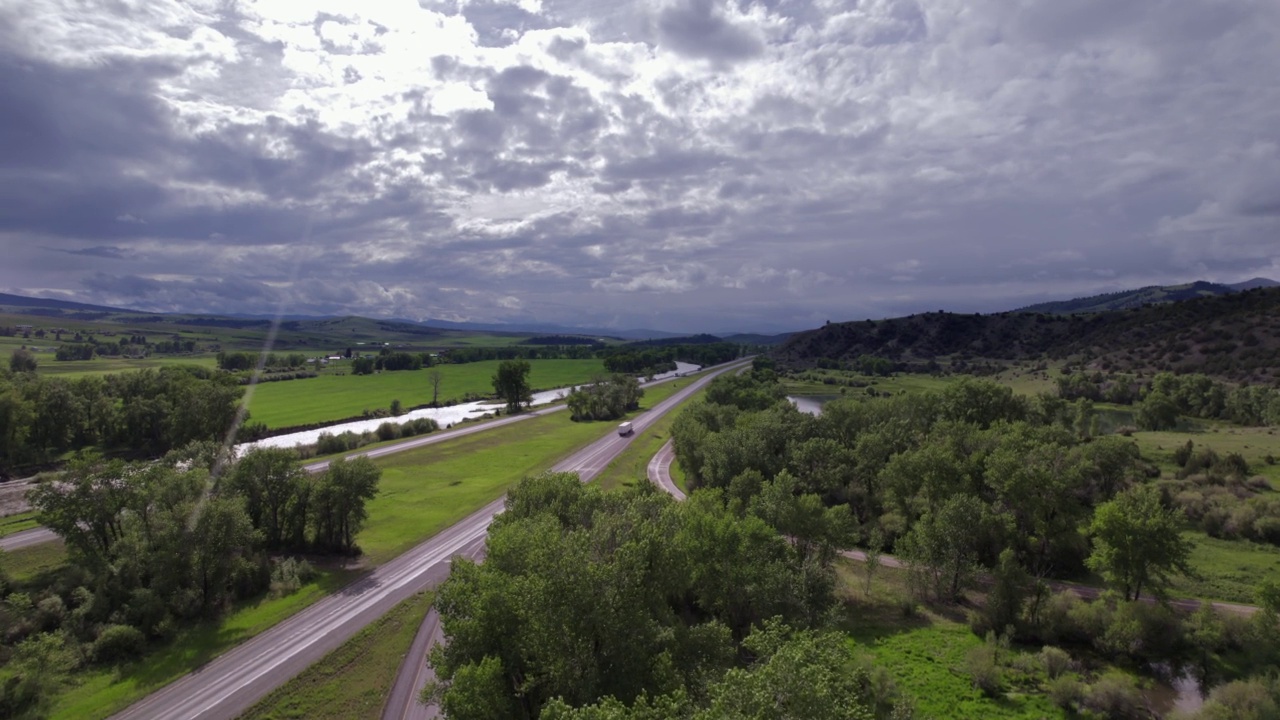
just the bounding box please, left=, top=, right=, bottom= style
left=1195, top=676, right=1280, bottom=720
left=375, top=422, right=402, bottom=442
left=1081, top=672, right=1146, bottom=719
left=268, top=557, right=316, bottom=599
left=1039, top=645, right=1072, bottom=679
left=91, top=624, right=146, bottom=664
left=965, top=644, right=1001, bottom=697
left=1047, top=673, right=1084, bottom=710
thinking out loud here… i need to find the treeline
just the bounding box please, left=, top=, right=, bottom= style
left=565, top=375, right=642, bottom=421
left=215, top=351, right=309, bottom=371
left=665, top=368, right=1280, bottom=711
left=1, top=447, right=380, bottom=715
left=673, top=369, right=1156, bottom=594
left=1058, top=370, right=1280, bottom=428
left=428, top=473, right=905, bottom=719
left=0, top=365, right=243, bottom=476
left=440, top=345, right=599, bottom=363
left=601, top=342, right=743, bottom=375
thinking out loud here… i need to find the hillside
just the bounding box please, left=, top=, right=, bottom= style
left=1013, top=280, right=1264, bottom=315
left=775, top=287, right=1280, bottom=382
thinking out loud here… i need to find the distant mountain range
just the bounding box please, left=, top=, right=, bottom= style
left=0, top=292, right=797, bottom=344
left=1013, top=278, right=1279, bottom=315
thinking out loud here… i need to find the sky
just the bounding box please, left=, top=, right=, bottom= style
left=1, top=0, right=1279, bottom=334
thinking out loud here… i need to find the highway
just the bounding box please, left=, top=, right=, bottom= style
left=110, top=358, right=750, bottom=720
left=379, top=358, right=752, bottom=720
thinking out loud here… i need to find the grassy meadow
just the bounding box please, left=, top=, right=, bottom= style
left=244, top=358, right=606, bottom=428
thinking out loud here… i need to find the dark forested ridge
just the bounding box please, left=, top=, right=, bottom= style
left=1012, top=280, right=1275, bottom=315
left=774, top=287, right=1280, bottom=382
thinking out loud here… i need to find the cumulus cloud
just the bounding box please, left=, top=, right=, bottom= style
left=0, top=0, right=1278, bottom=332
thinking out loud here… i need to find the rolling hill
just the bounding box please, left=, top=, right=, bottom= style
left=774, top=287, right=1280, bottom=382
left=1013, top=278, right=1278, bottom=315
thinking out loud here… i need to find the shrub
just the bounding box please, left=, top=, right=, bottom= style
left=375, top=421, right=402, bottom=442
left=1081, top=672, right=1145, bottom=719
left=1039, top=645, right=1072, bottom=679
left=390, top=398, right=404, bottom=416
left=1047, top=673, right=1084, bottom=710
left=1196, top=676, right=1280, bottom=720
left=91, top=624, right=146, bottom=664
left=269, top=557, right=316, bottom=599
left=965, top=644, right=1002, bottom=697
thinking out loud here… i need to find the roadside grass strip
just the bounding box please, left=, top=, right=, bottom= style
left=240, top=592, right=435, bottom=720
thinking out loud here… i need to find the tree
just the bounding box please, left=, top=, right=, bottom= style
left=1086, top=485, right=1192, bottom=601
left=492, top=359, right=532, bottom=414
left=897, top=493, right=988, bottom=603
left=1136, top=391, right=1179, bottom=431
left=191, top=495, right=258, bottom=612
left=428, top=367, right=444, bottom=406
left=9, top=348, right=37, bottom=373
left=312, top=456, right=381, bottom=552
left=226, top=447, right=309, bottom=549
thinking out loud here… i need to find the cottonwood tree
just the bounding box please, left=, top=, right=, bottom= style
left=1086, top=485, right=1192, bottom=601
left=311, top=456, right=381, bottom=553
left=492, top=359, right=532, bottom=413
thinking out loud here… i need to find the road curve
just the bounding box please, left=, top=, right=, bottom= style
left=646, top=440, right=685, bottom=501
left=380, top=359, right=754, bottom=720
left=108, top=359, right=749, bottom=720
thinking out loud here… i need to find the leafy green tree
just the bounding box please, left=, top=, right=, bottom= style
left=1086, top=485, right=1192, bottom=601
left=191, top=495, right=259, bottom=612
left=492, top=359, right=532, bottom=413
left=30, top=455, right=138, bottom=568
left=697, top=620, right=875, bottom=720
left=897, top=494, right=988, bottom=603
left=311, top=456, right=381, bottom=552
left=1136, top=391, right=1180, bottom=431
left=227, top=447, right=309, bottom=549
left=8, top=348, right=37, bottom=373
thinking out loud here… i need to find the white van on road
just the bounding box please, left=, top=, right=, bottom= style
left=617, top=421, right=634, bottom=436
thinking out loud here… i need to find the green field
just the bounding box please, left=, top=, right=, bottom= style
left=358, top=375, right=695, bottom=563
left=241, top=591, right=434, bottom=720
left=3, top=538, right=68, bottom=581
left=783, top=370, right=958, bottom=398
left=1133, top=426, right=1280, bottom=485
left=1171, top=531, right=1280, bottom=604
left=244, top=358, right=606, bottom=429
left=3, top=309, right=611, bottom=385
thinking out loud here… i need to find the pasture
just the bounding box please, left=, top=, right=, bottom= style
left=243, top=358, right=607, bottom=428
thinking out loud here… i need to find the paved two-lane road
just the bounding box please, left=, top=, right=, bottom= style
left=111, top=358, right=750, bottom=720
left=379, top=359, right=753, bottom=720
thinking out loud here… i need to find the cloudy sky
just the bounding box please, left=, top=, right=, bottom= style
left=2, top=0, right=1278, bottom=333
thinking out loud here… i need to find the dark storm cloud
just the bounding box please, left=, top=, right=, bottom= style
left=656, top=0, right=764, bottom=63
left=1, top=0, right=1278, bottom=332
left=56, top=246, right=131, bottom=259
